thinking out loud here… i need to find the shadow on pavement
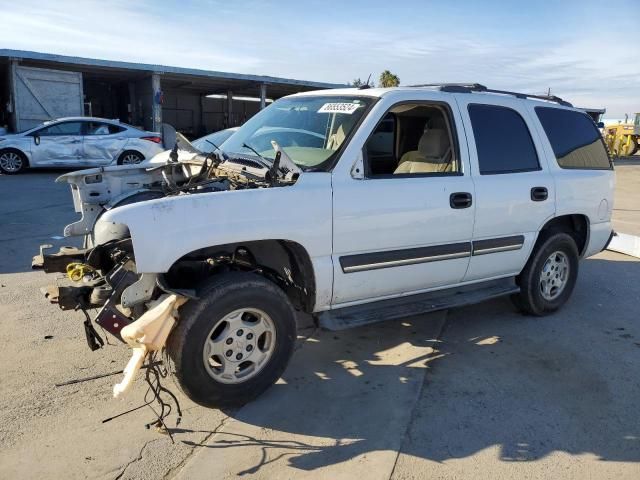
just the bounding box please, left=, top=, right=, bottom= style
left=175, top=255, right=640, bottom=476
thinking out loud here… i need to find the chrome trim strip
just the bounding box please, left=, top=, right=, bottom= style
left=342, top=251, right=470, bottom=273
left=472, top=243, right=523, bottom=256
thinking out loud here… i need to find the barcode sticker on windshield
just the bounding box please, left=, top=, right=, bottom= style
left=318, top=103, right=362, bottom=114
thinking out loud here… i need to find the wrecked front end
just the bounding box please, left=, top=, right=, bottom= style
left=32, top=137, right=300, bottom=399
left=33, top=235, right=186, bottom=396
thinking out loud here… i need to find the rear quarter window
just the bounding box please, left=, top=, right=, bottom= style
left=535, top=107, right=611, bottom=169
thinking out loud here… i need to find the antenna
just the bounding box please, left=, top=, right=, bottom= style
left=358, top=73, right=373, bottom=90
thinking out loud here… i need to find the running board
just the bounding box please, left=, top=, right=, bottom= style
left=317, top=278, right=519, bottom=331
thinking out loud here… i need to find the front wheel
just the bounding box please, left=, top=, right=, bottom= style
left=0, top=149, right=28, bottom=174
left=165, top=272, right=297, bottom=408
left=512, top=232, right=579, bottom=316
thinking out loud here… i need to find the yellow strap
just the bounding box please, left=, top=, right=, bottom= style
left=66, top=263, right=95, bottom=282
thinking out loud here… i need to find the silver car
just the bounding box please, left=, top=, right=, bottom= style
left=0, top=117, right=165, bottom=174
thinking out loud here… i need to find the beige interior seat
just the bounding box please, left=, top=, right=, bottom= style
left=326, top=124, right=345, bottom=150
left=394, top=128, right=454, bottom=174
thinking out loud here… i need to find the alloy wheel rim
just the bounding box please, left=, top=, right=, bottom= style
left=202, top=308, right=277, bottom=384
left=540, top=250, right=570, bottom=301
left=122, top=153, right=142, bottom=164
left=0, top=152, right=23, bottom=172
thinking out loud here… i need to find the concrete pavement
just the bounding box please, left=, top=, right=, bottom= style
left=1, top=165, right=639, bottom=479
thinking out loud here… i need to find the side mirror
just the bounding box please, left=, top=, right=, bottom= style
left=597, top=122, right=605, bottom=129
left=34, top=135, right=40, bottom=146
left=161, top=123, right=177, bottom=150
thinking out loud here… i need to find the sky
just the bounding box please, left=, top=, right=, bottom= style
left=1, top=0, right=638, bottom=118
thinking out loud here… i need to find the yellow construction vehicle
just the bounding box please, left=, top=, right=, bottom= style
left=604, top=113, right=640, bottom=157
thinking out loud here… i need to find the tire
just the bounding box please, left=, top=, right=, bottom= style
left=117, top=150, right=144, bottom=165
left=165, top=272, right=297, bottom=408
left=512, top=232, right=579, bottom=316
left=0, top=149, right=28, bottom=174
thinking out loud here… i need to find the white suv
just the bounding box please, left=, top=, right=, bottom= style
left=35, top=84, right=614, bottom=408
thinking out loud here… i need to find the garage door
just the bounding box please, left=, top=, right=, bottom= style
left=12, top=65, right=84, bottom=131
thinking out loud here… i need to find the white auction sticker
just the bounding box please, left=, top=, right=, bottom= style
left=317, top=103, right=362, bottom=114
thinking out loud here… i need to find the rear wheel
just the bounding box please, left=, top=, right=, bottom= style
left=117, top=150, right=144, bottom=165
left=0, top=149, right=28, bottom=174
left=165, top=272, right=297, bottom=408
left=512, top=232, right=579, bottom=316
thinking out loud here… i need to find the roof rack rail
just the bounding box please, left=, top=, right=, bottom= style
left=407, top=83, right=573, bottom=107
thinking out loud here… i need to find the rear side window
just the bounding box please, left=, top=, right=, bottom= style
left=85, top=122, right=125, bottom=135
left=535, top=107, right=611, bottom=169
left=468, top=104, right=540, bottom=174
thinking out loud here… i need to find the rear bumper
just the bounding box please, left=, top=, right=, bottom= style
left=584, top=221, right=613, bottom=258
left=602, top=230, right=616, bottom=252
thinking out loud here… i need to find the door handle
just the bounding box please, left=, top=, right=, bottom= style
left=450, top=192, right=473, bottom=209
left=70, top=139, right=81, bottom=144
left=531, top=186, right=548, bottom=202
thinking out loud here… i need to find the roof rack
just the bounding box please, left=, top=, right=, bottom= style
left=407, top=83, right=573, bottom=107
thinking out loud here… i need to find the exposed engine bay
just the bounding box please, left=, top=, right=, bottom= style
left=32, top=127, right=304, bottom=401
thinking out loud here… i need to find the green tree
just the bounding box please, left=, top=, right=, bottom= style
left=378, top=70, right=400, bottom=87
left=351, top=77, right=373, bottom=87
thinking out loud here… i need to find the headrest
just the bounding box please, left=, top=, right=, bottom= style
left=418, top=129, right=449, bottom=158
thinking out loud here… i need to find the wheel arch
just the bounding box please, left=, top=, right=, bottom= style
left=0, top=147, right=30, bottom=168
left=164, top=239, right=317, bottom=313
left=536, top=214, right=590, bottom=257
left=117, top=149, right=145, bottom=165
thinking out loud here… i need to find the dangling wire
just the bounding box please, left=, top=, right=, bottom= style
left=142, top=352, right=182, bottom=443
left=101, top=353, right=182, bottom=443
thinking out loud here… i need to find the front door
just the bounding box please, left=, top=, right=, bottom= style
left=331, top=99, right=475, bottom=307
left=30, top=121, right=84, bottom=166
left=454, top=96, right=556, bottom=282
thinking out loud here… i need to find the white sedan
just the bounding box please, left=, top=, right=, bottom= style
left=0, top=117, right=165, bottom=174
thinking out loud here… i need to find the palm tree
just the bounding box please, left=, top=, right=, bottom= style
left=379, top=70, right=400, bottom=87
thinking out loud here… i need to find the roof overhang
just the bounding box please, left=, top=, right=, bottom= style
left=0, top=49, right=347, bottom=98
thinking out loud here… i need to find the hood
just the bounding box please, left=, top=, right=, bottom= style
left=142, top=147, right=203, bottom=167
left=0, top=133, right=21, bottom=141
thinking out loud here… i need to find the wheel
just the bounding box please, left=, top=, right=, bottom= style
left=512, top=232, right=579, bottom=316
left=165, top=272, right=297, bottom=408
left=117, top=150, right=144, bottom=165
left=0, top=149, right=28, bottom=174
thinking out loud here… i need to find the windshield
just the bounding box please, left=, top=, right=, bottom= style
left=192, top=128, right=238, bottom=153
left=222, top=95, right=374, bottom=169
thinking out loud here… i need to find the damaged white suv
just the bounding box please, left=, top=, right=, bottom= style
left=34, top=84, right=615, bottom=408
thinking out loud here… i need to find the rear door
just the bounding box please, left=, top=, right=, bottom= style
left=83, top=121, right=128, bottom=165
left=29, top=121, right=84, bottom=166
left=455, top=96, right=555, bottom=281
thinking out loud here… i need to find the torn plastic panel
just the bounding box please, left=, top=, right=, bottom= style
left=113, top=294, right=187, bottom=398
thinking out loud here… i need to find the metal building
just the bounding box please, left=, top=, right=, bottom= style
left=0, top=49, right=343, bottom=136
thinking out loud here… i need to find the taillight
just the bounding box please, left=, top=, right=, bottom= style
left=141, top=136, right=162, bottom=144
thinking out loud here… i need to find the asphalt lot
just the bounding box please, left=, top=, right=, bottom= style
left=1, top=161, right=639, bottom=479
